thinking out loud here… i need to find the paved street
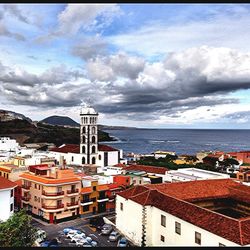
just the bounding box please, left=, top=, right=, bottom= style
left=31, top=216, right=121, bottom=247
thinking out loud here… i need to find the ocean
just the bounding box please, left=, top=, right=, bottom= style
left=102, top=129, right=250, bottom=155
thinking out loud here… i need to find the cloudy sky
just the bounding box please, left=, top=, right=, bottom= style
left=1, top=4, right=250, bottom=129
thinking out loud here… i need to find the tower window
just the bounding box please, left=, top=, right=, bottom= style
left=98, top=155, right=101, bottom=160
left=92, top=136, right=96, bottom=143
left=92, top=127, right=96, bottom=134
left=92, top=146, right=96, bottom=153
left=82, top=127, right=86, bottom=134
left=82, top=136, right=85, bottom=143
left=92, top=157, right=96, bottom=164
left=82, top=146, right=85, bottom=154
left=82, top=157, right=85, bottom=164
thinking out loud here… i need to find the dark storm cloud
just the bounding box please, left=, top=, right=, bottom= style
left=71, top=36, right=108, bottom=60
left=1, top=46, right=250, bottom=122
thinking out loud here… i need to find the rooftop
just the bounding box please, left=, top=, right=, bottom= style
left=0, top=176, right=17, bottom=190
left=122, top=164, right=167, bottom=175
left=118, top=179, right=250, bottom=245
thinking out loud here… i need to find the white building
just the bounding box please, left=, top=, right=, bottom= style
left=116, top=179, right=250, bottom=246
left=48, top=106, right=123, bottom=168
left=0, top=137, right=20, bottom=152
left=165, top=168, right=230, bottom=182
left=0, top=176, right=17, bottom=222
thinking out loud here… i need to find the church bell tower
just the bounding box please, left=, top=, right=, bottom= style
left=80, top=104, right=98, bottom=165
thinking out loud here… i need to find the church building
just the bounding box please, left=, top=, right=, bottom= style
left=48, top=105, right=124, bottom=169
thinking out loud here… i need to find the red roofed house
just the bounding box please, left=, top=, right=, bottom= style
left=116, top=178, right=250, bottom=246
left=228, top=151, right=250, bottom=165
left=0, top=176, right=17, bottom=221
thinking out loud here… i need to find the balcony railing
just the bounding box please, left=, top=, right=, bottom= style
left=81, top=199, right=91, bottom=203
left=67, top=201, right=79, bottom=207
left=42, top=203, right=64, bottom=210
left=21, top=196, right=30, bottom=201
left=21, top=185, right=31, bottom=190
left=42, top=190, right=64, bottom=196
left=67, top=189, right=79, bottom=194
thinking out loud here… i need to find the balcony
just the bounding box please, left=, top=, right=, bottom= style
left=67, top=201, right=79, bottom=207
left=66, top=189, right=79, bottom=195
left=42, top=190, right=64, bottom=197
left=97, top=196, right=109, bottom=203
left=22, top=185, right=31, bottom=190
left=80, top=199, right=93, bottom=206
left=21, top=196, right=30, bottom=202
left=42, top=203, right=64, bottom=210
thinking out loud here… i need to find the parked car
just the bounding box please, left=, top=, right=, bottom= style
left=91, top=240, right=98, bottom=247
left=89, top=216, right=105, bottom=229
left=75, top=238, right=88, bottom=247
left=67, top=229, right=82, bottom=239
left=117, top=237, right=129, bottom=247
left=40, top=239, right=59, bottom=247
left=34, top=229, right=47, bottom=245
left=109, top=231, right=120, bottom=242
left=63, top=227, right=75, bottom=235
left=71, top=233, right=86, bottom=243
left=85, top=236, right=92, bottom=243
left=101, top=224, right=113, bottom=235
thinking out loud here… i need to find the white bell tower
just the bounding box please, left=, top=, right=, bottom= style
left=80, top=104, right=98, bottom=165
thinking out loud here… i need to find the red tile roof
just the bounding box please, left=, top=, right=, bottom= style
left=97, top=184, right=109, bottom=191
left=118, top=179, right=250, bottom=245
left=0, top=166, right=12, bottom=173
left=123, top=164, right=167, bottom=175
left=50, top=144, right=119, bottom=153
left=0, top=176, right=17, bottom=190
left=49, top=144, right=80, bottom=153
left=108, top=183, right=122, bottom=190
left=81, top=187, right=93, bottom=194
left=98, top=144, right=118, bottom=152
left=14, top=179, right=22, bottom=187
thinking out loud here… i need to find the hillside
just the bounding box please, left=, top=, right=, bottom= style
left=0, top=119, right=115, bottom=146
left=41, top=115, right=79, bottom=127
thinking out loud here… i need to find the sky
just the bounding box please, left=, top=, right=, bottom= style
left=2, top=4, right=250, bottom=129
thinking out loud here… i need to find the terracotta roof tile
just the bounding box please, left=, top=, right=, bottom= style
left=19, top=172, right=81, bottom=184
left=98, top=144, right=118, bottom=152
left=49, top=144, right=80, bottom=153
left=81, top=187, right=93, bottom=194
left=0, top=176, right=17, bottom=190
left=97, top=184, right=109, bottom=191
left=123, top=164, right=167, bottom=175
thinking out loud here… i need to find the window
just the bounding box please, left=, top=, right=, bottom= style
left=34, top=196, right=37, bottom=201
left=92, top=157, right=96, bottom=164
left=82, top=136, right=86, bottom=143
left=93, top=186, right=96, bottom=191
left=35, top=184, right=37, bottom=189
left=98, top=155, right=101, bottom=160
left=161, top=215, right=166, bottom=227
left=92, top=136, right=96, bottom=143
left=82, top=157, right=85, bottom=164
left=120, top=202, right=123, bottom=211
left=72, top=156, right=74, bottom=162
left=92, top=146, right=96, bottom=153
left=10, top=203, right=13, bottom=212
left=38, top=185, right=40, bottom=190
left=160, top=235, right=165, bottom=242
left=175, top=222, right=181, bottom=235
left=219, top=243, right=226, bottom=247
left=57, top=211, right=62, bottom=214
left=82, top=146, right=85, bottom=154
left=195, top=232, right=201, bottom=245
left=82, top=127, right=86, bottom=134
left=10, top=189, right=13, bottom=197
left=83, top=205, right=89, bottom=212
left=92, top=127, right=96, bottom=134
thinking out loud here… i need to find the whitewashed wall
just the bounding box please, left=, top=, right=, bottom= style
left=0, top=188, right=14, bottom=222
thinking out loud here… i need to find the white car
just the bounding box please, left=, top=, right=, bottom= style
left=85, top=236, right=92, bottom=243
left=75, top=238, right=88, bottom=247
left=67, top=230, right=81, bottom=239
left=71, top=233, right=86, bottom=243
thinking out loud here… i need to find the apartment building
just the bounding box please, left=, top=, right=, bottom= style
left=80, top=175, right=130, bottom=216
left=0, top=176, right=17, bottom=221
left=116, top=179, right=250, bottom=246
left=19, top=164, right=81, bottom=224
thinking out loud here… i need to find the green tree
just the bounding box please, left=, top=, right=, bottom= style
left=221, top=158, right=239, bottom=167
left=0, top=209, right=38, bottom=247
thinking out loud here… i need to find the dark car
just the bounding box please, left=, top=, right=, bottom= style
left=40, top=239, right=59, bottom=247
left=89, top=217, right=105, bottom=230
